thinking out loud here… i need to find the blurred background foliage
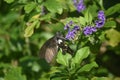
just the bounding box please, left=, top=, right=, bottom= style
left=0, top=0, right=120, bottom=80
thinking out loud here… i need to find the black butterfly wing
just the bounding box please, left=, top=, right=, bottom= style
left=39, top=37, right=58, bottom=63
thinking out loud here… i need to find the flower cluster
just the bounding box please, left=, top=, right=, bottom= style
left=98, top=10, right=105, bottom=21
left=83, top=10, right=105, bottom=36
left=64, top=21, right=73, bottom=30
left=83, top=26, right=97, bottom=35
left=73, top=0, right=85, bottom=12
left=64, top=21, right=80, bottom=40
left=95, top=10, right=106, bottom=28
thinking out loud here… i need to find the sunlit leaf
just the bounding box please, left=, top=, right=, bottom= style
left=87, top=4, right=98, bottom=18
left=105, top=29, right=120, bottom=47
left=72, top=47, right=90, bottom=64
left=40, top=13, right=54, bottom=22
left=24, top=20, right=39, bottom=37
left=29, top=14, right=40, bottom=22
left=56, top=50, right=72, bottom=66
left=79, top=16, right=86, bottom=26
left=84, top=10, right=93, bottom=24
left=35, top=22, right=40, bottom=29
left=104, top=21, right=116, bottom=28
left=79, top=62, right=98, bottom=72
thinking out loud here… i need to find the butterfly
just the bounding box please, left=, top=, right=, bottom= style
left=39, top=32, right=73, bottom=63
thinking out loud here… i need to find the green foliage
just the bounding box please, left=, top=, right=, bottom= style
left=24, top=20, right=39, bottom=37
left=104, top=21, right=116, bottom=28
left=78, top=62, right=98, bottom=72
left=24, top=2, right=37, bottom=14
left=72, top=47, right=90, bottom=64
left=79, top=16, right=86, bottom=26
left=0, top=0, right=120, bottom=80
left=44, top=0, right=63, bottom=14
left=4, top=0, right=14, bottom=3
left=52, top=47, right=98, bottom=80
left=4, top=67, right=26, bottom=80
left=84, top=9, right=93, bottom=24
left=105, top=29, right=120, bottom=47
left=91, top=77, right=111, bottom=80
left=56, top=50, right=72, bottom=66
left=105, top=3, right=120, bottom=16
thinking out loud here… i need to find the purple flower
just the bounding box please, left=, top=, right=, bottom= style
left=95, top=20, right=105, bottom=28
left=73, top=0, right=85, bottom=12
left=65, top=30, right=75, bottom=40
left=73, top=25, right=80, bottom=31
left=98, top=10, right=105, bottom=21
left=69, top=21, right=73, bottom=25
left=64, top=21, right=73, bottom=30
left=65, top=26, right=80, bottom=40
left=83, top=10, right=105, bottom=36
left=64, top=24, right=70, bottom=30
left=95, top=10, right=106, bottom=28
left=83, top=26, right=97, bottom=36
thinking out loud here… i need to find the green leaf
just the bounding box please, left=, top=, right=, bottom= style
left=72, top=47, right=90, bottom=64
left=4, top=67, right=26, bottom=80
left=104, top=21, right=116, bottom=28
left=105, top=29, right=120, bottom=47
left=56, top=50, right=72, bottom=66
left=79, top=16, right=86, bottom=26
left=98, top=0, right=104, bottom=10
left=35, top=21, right=40, bottom=29
left=67, top=0, right=76, bottom=12
left=79, top=62, right=98, bottom=72
left=87, top=4, right=98, bottom=18
left=24, top=20, right=39, bottom=37
left=24, top=2, right=36, bottom=13
left=40, top=13, right=54, bottom=22
left=98, top=32, right=106, bottom=41
left=44, top=0, right=63, bottom=14
left=4, top=0, right=14, bottom=3
left=105, top=3, right=120, bottom=16
left=84, top=10, right=93, bottom=24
